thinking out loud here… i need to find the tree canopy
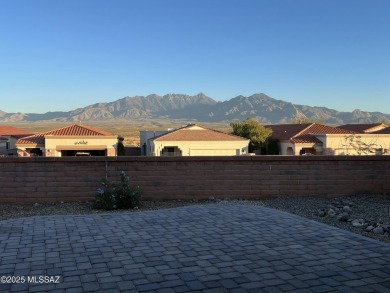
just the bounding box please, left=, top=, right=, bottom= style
left=230, top=118, right=273, bottom=152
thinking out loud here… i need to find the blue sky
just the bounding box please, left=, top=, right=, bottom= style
left=1, top=0, right=389, bottom=114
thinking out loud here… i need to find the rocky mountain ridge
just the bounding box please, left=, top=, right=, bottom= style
left=0, top=93, right=389, bottom=125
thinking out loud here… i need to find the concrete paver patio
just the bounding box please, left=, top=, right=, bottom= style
left=1, top=203, right=390, bottom=293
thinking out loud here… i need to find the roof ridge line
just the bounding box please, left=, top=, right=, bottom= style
left=151, top=124, right=193, bottom=140
left=23, top=123, right=79, bottom=139
left=292, top=123, right=315, bottom=138
left=153, top=124, right=248, bottom=141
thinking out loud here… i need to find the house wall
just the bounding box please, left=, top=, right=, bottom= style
left=0, top=135, right=18, bottom=151
left=0, top=156, right=388, bottom=204
left=279, top=141, right=319, bottom=155
left=46, top=136, right=118, bottom=157
left=279, top=134, right=390, bottom=156
left=0, top=141, right=6, bottom=149
left=318, top=134, right=390, bottom=155
left=140, top=131, right=169, bottom=156
left=279, top=141, right=293, bottom=155
left=8, top=136, right=19, bottom=149
left=150, top=140, right=249, bottom=156
left=17, top=136, right=118, bottom=157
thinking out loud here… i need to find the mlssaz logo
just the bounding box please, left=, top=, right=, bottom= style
left=28, top=276, right=61, bottom=283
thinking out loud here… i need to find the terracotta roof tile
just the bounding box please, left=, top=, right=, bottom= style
left=16, top=124, right=114, bottom=145
left=267, top=123, right=357, bottom=144
left=153, top=124, right=248, bottom=142
left=0, top=126, right=32, bottom=136
left=371, top=127, right=390, bottom=134
left=299, top=123, right=357, bottom=135
left=291, top=134, right=322, bottom=144
left=337, top=123, right=389, bottom=133
left=266, top=124, right=311, bottom=141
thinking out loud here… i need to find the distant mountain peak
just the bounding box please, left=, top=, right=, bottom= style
left=0, top=93, right=389, bottom=124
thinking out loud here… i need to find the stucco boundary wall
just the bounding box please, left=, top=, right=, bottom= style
left=0, top=156, right=389, bottom=204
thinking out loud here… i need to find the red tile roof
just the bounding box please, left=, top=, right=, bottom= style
left=371, top=127, right=390, bottom=134
left=337, top=123, right=389, bottom=133
left=16, top=124, right=114, bottom=145
left=293, top=124, right=357, bottom=143
left=267, top=123, right=357, bottom=144
left=290, top=134, right=322, bottom=144
left=0, top=126, right=32, bottom=137
left=266, top=124, right=311, bottom=141
left=153, top=124, right=248, bottom=142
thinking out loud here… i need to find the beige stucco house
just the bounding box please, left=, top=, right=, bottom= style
left=333, top=123, right=390, bottom=155
left=266, top=123, right=390, bottom=155
left=141, top=124, right=249, bottom=156
left=314, top=133, right=390, bottom=155
left=16, top=124, right=118, bottom=157
left=0, top=126, right=33, bottom=156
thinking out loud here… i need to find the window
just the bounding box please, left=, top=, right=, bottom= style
left=166, top=147, right=174, bottom=153
left=161, top=146, right=181, bottom=156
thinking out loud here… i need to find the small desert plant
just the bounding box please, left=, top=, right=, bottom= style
left=95, top=171, right=142, bottom=210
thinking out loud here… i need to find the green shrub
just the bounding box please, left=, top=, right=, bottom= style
left=95, top=171, right=142, bottom=210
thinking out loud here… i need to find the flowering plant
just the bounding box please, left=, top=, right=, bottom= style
left=95, top=171, right=142, bottom=210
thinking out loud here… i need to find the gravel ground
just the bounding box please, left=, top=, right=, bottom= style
left=0, top=200, right=206, bottom=221
left=0, top=195, right=389, bottom=243
left=256, top=194, right=390, bottom=244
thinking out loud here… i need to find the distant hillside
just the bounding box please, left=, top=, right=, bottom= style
left=0, top=93, right=389, bottom=125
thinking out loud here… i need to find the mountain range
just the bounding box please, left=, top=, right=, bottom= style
left=0, top=93, right=389, bottom=125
